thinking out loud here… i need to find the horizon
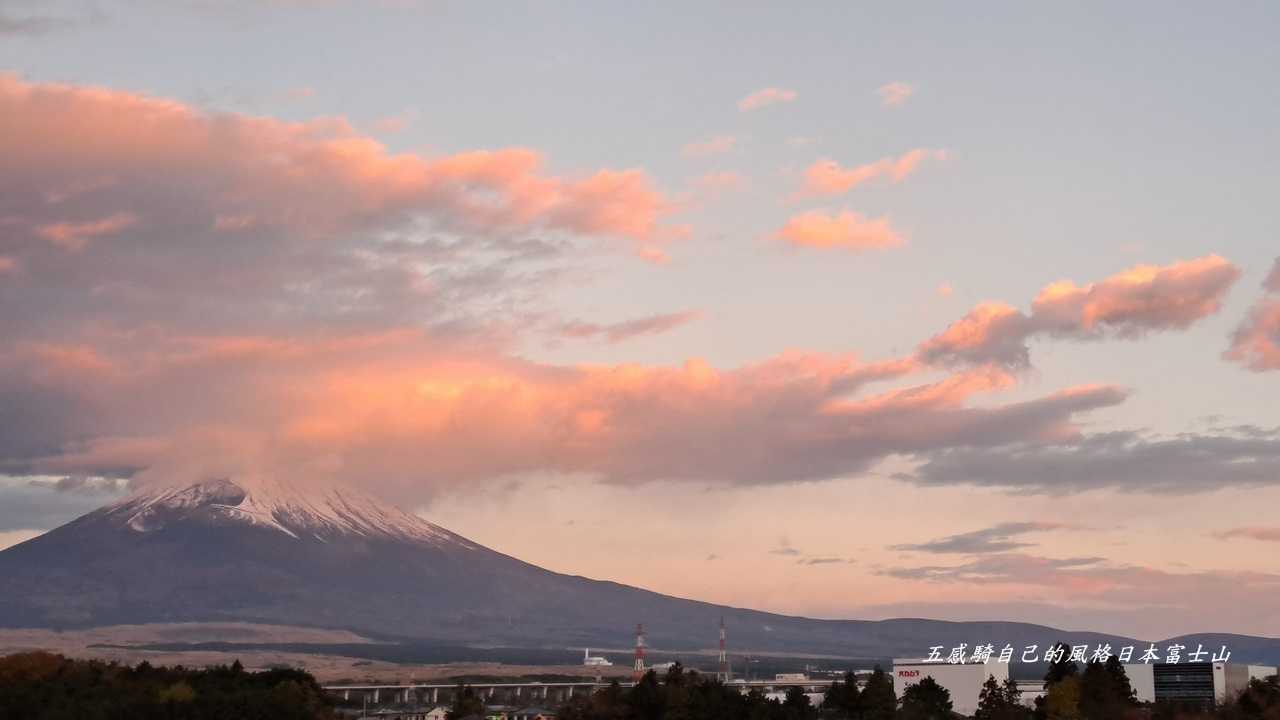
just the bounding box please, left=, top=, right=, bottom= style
left=1, top=0, right=1279, bottom=646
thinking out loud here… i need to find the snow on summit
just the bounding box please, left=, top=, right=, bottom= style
left=106, top=476, right=470, bottom=546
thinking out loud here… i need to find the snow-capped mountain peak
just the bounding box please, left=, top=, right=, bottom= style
left=104, top=476, right=470, bottom=547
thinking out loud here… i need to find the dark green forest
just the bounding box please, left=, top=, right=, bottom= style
left=0, top=652, right=334, bottom=720
left=3, top=651, right=1278, bottom=720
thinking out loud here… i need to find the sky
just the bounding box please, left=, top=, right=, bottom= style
left=1, top=0, right=1279, bottom=641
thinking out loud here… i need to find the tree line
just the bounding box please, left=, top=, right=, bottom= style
left=555, top=645, right=1280, bottom=720
left=0, top=652, right=335, bottom=720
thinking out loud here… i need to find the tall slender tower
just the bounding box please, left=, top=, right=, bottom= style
left=718, top=616, right=728, bottom=681
left=633, top=623, right=646, bottom=682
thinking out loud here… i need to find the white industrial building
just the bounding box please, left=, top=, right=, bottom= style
left=892, top=658, right=1009, bottom=716
left=1123, top=661, right=1278, bottom=704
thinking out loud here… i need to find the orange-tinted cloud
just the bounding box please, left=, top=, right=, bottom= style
left=774, top=210, right=905, bottom=251
left=738, top=87, right=797, bottom=111
left=35, top=212, right=136, bottom=251
left=1030, top=254, right=1241, bottom=337
left=920, top=256, right=1241, bottom=367
left=877, top=82, right=913, bottom=108
left=796, top=148, right=944, bottom=198
left=1224, top=258, right=1280, bottom=372
left=0, top=73, right=673, bottom=247
left=0, top=321, right=1135, bottom=502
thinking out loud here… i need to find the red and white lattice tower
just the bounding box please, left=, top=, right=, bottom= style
left=633, top=623, right=646, bottom=681
left=718, top=616, right=728, bottom=681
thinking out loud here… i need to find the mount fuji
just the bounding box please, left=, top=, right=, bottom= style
left=2, top=477, right=1278, bottom=664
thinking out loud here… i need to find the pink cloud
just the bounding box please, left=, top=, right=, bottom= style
left=0, top=321, right=1133, bottom=502
left=1225, top=258, right=1280, bottom=372
left=0, top=73, right=673, bottom=247
left=0, top=256, right=14, bottom=273
left=877, top=82, right=914, bottom=108
left=796, top=148, right=945, bottom=198
left=35, top=212, right=137, bottom=251
left=738, top=87, right=797, bottom=112
left=920, top=256, right=1242, bottom=367
left=774, top=210, right=905, bottom=252
left=1030, top=254, right=1241, bottom=337
left=681, top=135, right=736, bottom=158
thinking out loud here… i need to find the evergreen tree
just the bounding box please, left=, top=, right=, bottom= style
left=1000, top=677, right=1032, bottom=719
left=975, top=675, right=1008, bottom=720
left=1102, top=655, right=1136, bottom=705
left=820, top=671, right=862, bottom=719
left=783, top=685, right=815, bottom=720
left=1043, top=643, right=1080, bottom=690
left=1041, top=675, right=1082, bottom=720
left=858, top=666, right=897, bottom=720
left=626, top=670, right=666, bottom=720
left=899, top=676, right=953, bottom=720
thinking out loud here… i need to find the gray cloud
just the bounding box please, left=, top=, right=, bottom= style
left=879, top=553, right=1107, bottom=582
left=797, top=557, right=852, bottom=565
left=0, top=2, right=97, bottom=36
left=557, top=310, right=701, bottom=344
left=770, top=538, right=801, bottom=556
left=898, top=428, right=1280, bottom=494
left=0, top=477, right=128, bottom=532
left=890, top=522, right=1064, bottom=555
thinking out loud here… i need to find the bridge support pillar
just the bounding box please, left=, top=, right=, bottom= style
left=373, top=689, right=380, bottom=703
left=432, top=688, right=439, bottom=704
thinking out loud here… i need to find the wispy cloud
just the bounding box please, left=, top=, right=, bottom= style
left=877, top=82, right=913, bottom=108
left=557, top=311, right=701, bottom=344
left=891, top=522, right=1066, bottom=555
left=738, top=87, right=797, bottom=112
left=1214, top=526, right=1280, bottom=543
left=798, top=557, right=853, bottom=566
left=795, top=149, right=945, bottom=198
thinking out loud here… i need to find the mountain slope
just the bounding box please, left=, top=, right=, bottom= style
left=1, top=478, right=1277, bottom=664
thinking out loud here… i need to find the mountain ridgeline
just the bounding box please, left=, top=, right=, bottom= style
left=1, top=478, right=1277, bottom=665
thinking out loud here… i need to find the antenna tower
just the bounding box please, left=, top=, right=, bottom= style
left=633, top=623, right=646, bottom=682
